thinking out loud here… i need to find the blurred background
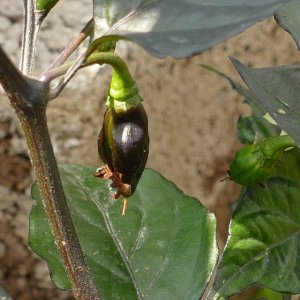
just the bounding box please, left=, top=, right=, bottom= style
left=0, top=1, right=299, bottom=299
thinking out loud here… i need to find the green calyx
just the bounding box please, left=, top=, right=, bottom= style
left=106, top=95, right=142, bottom=112
left=84, top=51, right=142, bottom=111
left=107, top=63, right=142, bottom=111
left=109, top=70, right=139, bottom=100
left=108, top=67, right=141, bottom=108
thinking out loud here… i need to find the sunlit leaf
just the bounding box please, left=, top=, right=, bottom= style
left=30, top=165, right=218, bottom=299
left=93, top=0, right=289, bottom=58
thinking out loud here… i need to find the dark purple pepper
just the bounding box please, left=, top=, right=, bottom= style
left=95, top=103, right=149, bottom=199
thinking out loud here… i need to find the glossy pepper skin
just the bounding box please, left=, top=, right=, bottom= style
left=96, top=103, right=149, bottom=198
left=229, top=135, right=295, bottom=186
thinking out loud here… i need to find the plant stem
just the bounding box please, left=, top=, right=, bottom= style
left=48, top=50, right=88, bottom=99
left=45, top=51, right=136, bottom=100
left=21, top=0, right=46, bottom=75
left=45, top=51, right=134, bottom=83
left=40, top=18, right=94, bottom=78
left=0, top=46, right=100, bottom=300
left=21, top=108, right=101, bottom=300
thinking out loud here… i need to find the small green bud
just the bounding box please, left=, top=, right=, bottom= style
left=229, top=135, right=296, bottom=186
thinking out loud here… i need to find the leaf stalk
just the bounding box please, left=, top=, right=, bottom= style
left=42, top=51, right=136, bottom=100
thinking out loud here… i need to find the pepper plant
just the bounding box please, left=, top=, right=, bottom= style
left=1, top=0, right=300, bottom=299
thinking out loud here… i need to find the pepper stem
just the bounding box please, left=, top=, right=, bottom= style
left=84, top=52, right=141, bottom=108
left=261, top=135, right=296, bottom=158
left=44, top=51, right=141, bottom=109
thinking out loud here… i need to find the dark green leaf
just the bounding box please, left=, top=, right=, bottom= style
left=93, top=0, right=289, bottom=58
left=211, top=148, right=300, bottom=299
left=30, top=165, right=217, bottom=299
left=237, top=115, right=280, bottom=144
left=272, top=148, right=300, bottom=182
left=212, top=178, right=300, bottom=298
left=275, top=0, right=300, bottom=50
left=231, top=58, right=300, bottom=147
left=201, top=64, right=280, bottom=143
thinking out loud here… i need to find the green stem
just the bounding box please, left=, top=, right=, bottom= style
left=46, top=52, right=139, bottom=105
left=261, top=135, right=296, bottom=158
left=87, top=52, right=138, bottom=101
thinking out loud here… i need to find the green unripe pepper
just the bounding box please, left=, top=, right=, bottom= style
left=229, top=135, right=296, bottom=186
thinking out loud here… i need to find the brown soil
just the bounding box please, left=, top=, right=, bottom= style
left=0, top=17, right=299, bottom=299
